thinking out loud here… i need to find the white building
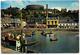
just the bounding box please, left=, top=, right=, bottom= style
left=58, top=18, right=79, bottom=29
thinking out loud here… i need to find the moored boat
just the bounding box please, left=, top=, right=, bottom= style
left=41, top=30, right=46, bottom=36
left=49, top=33, right=58, bottom=41
left=32, top=31, right=35, bottom=35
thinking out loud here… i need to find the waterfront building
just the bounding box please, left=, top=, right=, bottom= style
left=58, top=18, right=79, bottom=29
left=1, top=17, right=21, bottom=28
left=36, top=23, right=46, bottom=28
left=46, top=17, right=59, bottom=28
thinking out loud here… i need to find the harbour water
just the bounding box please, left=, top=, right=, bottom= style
left=27, top=31, right=79, bottom=53
left=3, top=31, right=79, bottom=53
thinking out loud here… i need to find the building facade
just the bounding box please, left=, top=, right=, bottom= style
left=58, top=17, right=79, bottom=29
left=1, top=17, right=21, bottom=28
left=46, top=17, right=59, bottom=28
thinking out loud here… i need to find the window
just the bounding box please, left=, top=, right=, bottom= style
left=55, top=21, right=57, bottom=24
left=52, top=21, right=54, bottom=25
left=48, top=21, right=50, bottom=25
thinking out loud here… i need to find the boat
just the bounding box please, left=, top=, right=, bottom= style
left=41, top=30, right=46, bottom=36
left=32, top=31, right=35, bottom=35
left=49, top=33, right=58, bottom=41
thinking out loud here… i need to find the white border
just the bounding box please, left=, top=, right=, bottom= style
left=0, top=0, right=80, bottom=55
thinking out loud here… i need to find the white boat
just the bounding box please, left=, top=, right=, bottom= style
left=49, top=33, right=57, bottom=41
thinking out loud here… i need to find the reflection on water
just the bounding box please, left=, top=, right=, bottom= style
left=27, top=31, right=79, bottom=53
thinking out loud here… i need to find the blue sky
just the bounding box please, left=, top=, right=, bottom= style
left=1, top=0, right=79, bottom=10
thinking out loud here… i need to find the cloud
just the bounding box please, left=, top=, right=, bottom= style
left=49, top=7, right=67, bottom=11
left=1, top=0, right=78, bottom=1
left=49, top=6, right=71, bottom=11
left=70, top=2, right=79, bottom=10
left=71, top=2, right=79, bottom=7
left=15, top=0, right=22, bottom=2
left=50, top=7, right=61, bottom=10
left=9, top=1, right=26, bottom=9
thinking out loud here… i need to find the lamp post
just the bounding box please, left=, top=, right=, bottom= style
left=16, top=9, right=26, bottom=52
left=20, top=9, right=26, bottom=53
left=15, top=9, right=26, bottom=53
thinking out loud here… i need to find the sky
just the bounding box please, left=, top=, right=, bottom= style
left=1, top=0, right=79, bottom=10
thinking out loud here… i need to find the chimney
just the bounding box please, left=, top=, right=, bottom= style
left=46, top=4, right=48, bottom=19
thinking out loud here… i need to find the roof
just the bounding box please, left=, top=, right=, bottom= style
left=59, top=16, right=78, bottom=23
left=47, top=17, right=59, bottom=20
left=26, top=5, right=44, bottom=10
left=59, top=19, right=76, bottom=23
left=1, top=18, right=21, bottom=24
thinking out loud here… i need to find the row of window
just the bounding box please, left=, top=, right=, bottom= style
left=59, top=26, right=78, bottom=28
left=58, top=23, right=78, bottom=26
left=47, top=21, right=57, bottom=25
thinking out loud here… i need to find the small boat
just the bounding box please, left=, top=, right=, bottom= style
left=49, top=33, right=58, bottom=41
left=32, top=31, right=35, bottom=35
left=41, top=30, right=46, bottom=36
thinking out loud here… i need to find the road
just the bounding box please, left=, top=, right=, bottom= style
left=1, top=45, right=19, bottom=53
